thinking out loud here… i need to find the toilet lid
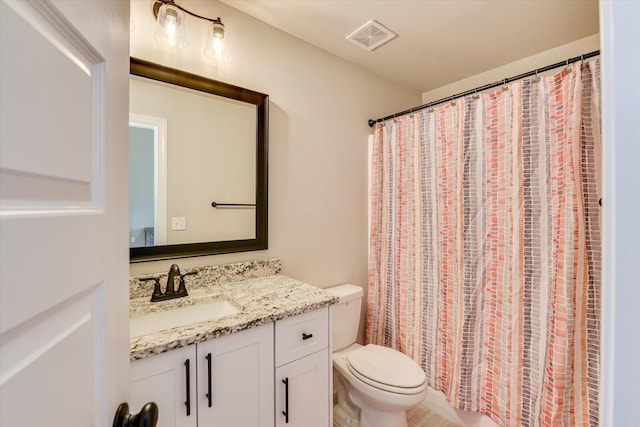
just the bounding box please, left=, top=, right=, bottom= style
left=347, top=344, right=425, bottom=390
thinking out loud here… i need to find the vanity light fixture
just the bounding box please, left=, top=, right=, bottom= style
left=203, top=21, right=225, bottom=59
left=152, top=0, right=225, bottom=55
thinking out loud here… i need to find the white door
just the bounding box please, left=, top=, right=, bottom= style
left=0, top=0, right=131, bottom=425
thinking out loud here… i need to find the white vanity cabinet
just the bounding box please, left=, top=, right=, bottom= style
left=130, top=307, right=331, bottom=427
left=274, top=307, right=331, bottom=427
left=196, top=322, right=274, bottom=426
left=130, top=323, right=274, bottom=427
left=130, top=345, right=197, bottom=427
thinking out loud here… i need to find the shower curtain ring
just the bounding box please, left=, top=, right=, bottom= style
left=502, top=78, right=509, bottom=91
left=533, top=69, right=541, bottom=83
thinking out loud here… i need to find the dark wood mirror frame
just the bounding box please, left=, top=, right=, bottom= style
left=129, top=57, right=268, bottom=262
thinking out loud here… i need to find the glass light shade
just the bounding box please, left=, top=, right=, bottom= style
left=154, top=3, right=188, bottom=48
left=203, top=22, right=225, bottom=59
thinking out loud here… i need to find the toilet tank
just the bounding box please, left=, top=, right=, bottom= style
left=325, top=284, right=363, bottom=351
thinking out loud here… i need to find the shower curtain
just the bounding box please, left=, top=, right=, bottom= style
left=367, top=59, right=600, bottom=427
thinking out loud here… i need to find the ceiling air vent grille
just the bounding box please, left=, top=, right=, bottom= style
left=345, top=20, right=396, bottom=51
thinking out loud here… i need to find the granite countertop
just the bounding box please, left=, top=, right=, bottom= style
left=129, top=274, right=338, bottom=361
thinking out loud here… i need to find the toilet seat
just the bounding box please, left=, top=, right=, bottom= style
left=346, top=344, right=426, bottom=395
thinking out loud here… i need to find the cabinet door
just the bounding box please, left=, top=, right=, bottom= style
left=275, top=349, right=330, bottom=427
left=197, top=323, right=274, bottom=427
left=130, top=345, right=197, bottom=427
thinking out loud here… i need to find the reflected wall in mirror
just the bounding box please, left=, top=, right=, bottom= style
left=129, top=57, right=268, bottom=262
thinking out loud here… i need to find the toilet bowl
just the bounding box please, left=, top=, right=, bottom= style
left=334, top=343, right=428, bottom=427
left=326, top=285, right=427, bottom=427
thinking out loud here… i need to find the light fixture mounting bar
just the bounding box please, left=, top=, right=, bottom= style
left=153, top=0, right=222, bottom=24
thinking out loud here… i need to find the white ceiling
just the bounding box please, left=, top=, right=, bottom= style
left=220, top=0, right=599, bottom=93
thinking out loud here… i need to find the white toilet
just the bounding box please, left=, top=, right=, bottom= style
left=326, top=284, right=428, bottom=427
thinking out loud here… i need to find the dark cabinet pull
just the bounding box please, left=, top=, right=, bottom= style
left=302, top=332, right=313, bottom=340
left=282, top=378, right=289, bottom=423
left=184, top=359, right=191, bottom=416
left=206, top=353, right=212, bottom=408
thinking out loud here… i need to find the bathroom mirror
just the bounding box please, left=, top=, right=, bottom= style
left=129, top=57, right=268, bottom=262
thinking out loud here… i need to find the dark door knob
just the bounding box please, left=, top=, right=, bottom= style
left=113, top=402, right=159, bottom=427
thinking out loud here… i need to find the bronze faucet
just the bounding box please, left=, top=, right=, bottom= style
left=139, top=264, right=197, bottom=302
left=165, top=264, right=180, bottom=296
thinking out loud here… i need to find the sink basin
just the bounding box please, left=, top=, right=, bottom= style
left=130, top=299, right=241, bottom=338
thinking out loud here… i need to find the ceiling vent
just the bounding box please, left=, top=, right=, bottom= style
left=345, top=20, right=396, bottom=51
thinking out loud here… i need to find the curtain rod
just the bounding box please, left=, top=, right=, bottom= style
left=368, top=49, right=600, bottom=127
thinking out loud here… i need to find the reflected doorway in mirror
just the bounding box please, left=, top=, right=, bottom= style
left=129, top=113, right=168, bottom=247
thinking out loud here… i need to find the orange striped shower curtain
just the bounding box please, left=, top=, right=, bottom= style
left=367, top=59, right=600, bottom=426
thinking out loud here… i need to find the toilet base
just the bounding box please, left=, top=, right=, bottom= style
left=350, top=392, right=409, bottom=427
left=333, top=404, right=360, bottom=427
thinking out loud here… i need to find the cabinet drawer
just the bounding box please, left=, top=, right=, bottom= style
left=275, top=307, right=328, bottom=366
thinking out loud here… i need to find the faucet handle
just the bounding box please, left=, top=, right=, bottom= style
left=180, top=270, right=198, bottom=278
left=139, top=277, right=162, bottom=300
left=177, top=270, right=198, bottom=293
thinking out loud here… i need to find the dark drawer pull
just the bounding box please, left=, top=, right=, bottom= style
left=282, top=378, right=289, bottom=423
left=184, top=359, right=191, bottom=416
left=206, top=353, right=212, bottom=408
left=302, top=332, right=313, bottom=340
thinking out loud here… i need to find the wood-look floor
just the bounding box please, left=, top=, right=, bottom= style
left=407, top=403, right=461, bottom=427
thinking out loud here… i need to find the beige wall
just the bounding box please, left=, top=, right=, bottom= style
left=128, top=0, right=421, bottom=300
left=130, top=76, right=256, bottom=244
left=422, top=34, right=600, bottom=103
